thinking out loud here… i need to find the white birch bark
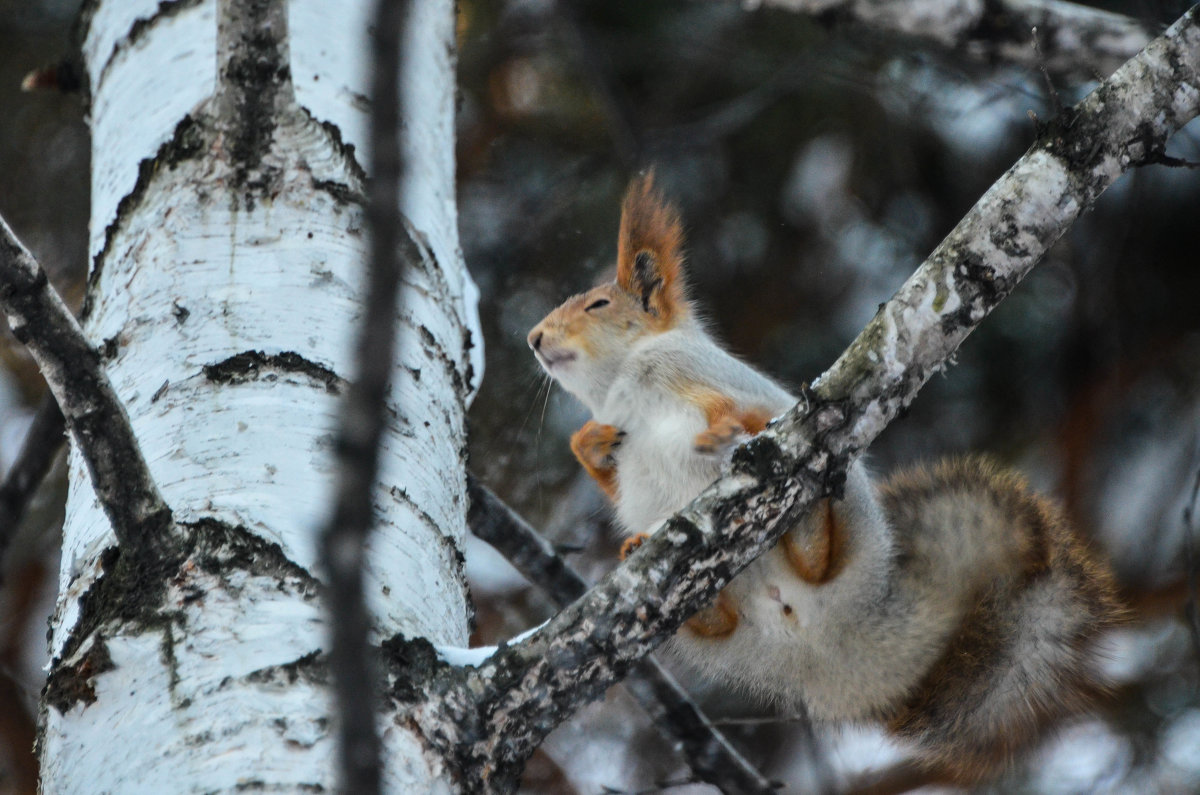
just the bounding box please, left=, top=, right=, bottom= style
left=40, top=0, right=480, bottom=791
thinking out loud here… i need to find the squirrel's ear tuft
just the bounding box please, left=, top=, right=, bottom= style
left=617, top=171, right=686, bottom=323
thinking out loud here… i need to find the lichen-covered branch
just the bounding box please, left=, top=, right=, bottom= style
left=466, top=476, right=777, bottom=794
left=402, top=8, right=1200, bottom=790
left=0, top=215, right=172, bottom=561
left=737, top=0, right=1156, bottom=81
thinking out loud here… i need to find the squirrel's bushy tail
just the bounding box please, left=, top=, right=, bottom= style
left=882, top=458, right=1124, bottom=781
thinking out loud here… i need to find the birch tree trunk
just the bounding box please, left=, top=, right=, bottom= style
left=38, top=0, right=480, bottom=791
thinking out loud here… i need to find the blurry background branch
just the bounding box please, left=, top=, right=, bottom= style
left=319, top=0, right=415, bottom=792
left=0, top=393, right=62, bottom=580
left=732, top=0, right=1156, bottom=81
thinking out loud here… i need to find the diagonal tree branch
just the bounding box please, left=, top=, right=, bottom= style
left=0, top=216, right=173, bottom=561
left=466, top=476, right=778, bottom=793
left=734, top=0, right=1157, bottom=82
left=319, top=0, right=414, bottom=792
left=402, top=7, right=1200, bottom=790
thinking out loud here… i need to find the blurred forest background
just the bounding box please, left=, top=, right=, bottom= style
left=2, top=0, right=1200, bottom=792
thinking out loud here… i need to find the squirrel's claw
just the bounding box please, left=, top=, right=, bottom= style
left=571, top=420, right=624, bottom=469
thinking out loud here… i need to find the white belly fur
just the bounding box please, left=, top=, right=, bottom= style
left=597, top=388, right=950, bottom=720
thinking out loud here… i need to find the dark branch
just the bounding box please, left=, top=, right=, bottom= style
left=466, top=476, right=778, bottom=793
left=0, top=215, right=173, bottom=561
left=619, top=665, right=780, bottom=794
left=407, top=8, right=1200, bottom=789
left=466, top=476, right=589, bottom=605
left=319, top=0, right=413, bottom=792
left=0, top=392, right=65, bottom=581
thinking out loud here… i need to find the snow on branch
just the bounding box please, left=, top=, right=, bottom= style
left=0, top=215, right=173, bottom=561
left=403, top=7, right=1200, bottom=789
left=736, top=0, right=1157, bottom=81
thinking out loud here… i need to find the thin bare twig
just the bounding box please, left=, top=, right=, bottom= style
left=466, top=476, right=589, bottom=604
left=0, top=392, right=65, bottom=581
left=1031, top=25, right=1064, bottom=116
left=319, top=0, right=413, bottom=791
left=1181, top=454, right=1200, bottom=665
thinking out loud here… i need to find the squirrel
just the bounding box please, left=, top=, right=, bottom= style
left=526, top=173, right=1122, bottom=781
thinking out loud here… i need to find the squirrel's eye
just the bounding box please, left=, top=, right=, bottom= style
left=585, top=298, right=610, bottom=312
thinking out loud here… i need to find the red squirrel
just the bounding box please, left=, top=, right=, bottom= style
left=527, top=174, right=1122, bottom=780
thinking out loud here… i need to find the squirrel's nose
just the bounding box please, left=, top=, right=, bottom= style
left=528, top=329, right=543, bottom=351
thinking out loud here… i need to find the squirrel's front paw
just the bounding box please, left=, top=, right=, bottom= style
left=571, top=420, right=625, bottom=470
left=619, top=533, right=650, bottom=560
left=694, top=418, right=746, bottom=456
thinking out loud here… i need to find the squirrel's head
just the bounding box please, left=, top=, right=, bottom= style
left=528, top=172, right=688, bottom=408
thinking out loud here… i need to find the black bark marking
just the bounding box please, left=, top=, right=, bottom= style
left=312, top=178, right=366, bottom=206
left=185, top=517, right=321, bottom=591
left=43, top=637, right=115, bottom=713
left=220, top=0, right=291, bottom=202
left=244, top=650, right=327, bottom=686
left=85, top=114, right=206, bottom=319
left=45, top=518, right=320, bottom=715
left=417, top=324, right=468, bottom=397
left=202, top=350, right=344, bottom=394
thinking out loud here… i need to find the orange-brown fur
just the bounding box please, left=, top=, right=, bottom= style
left=569, top=420, right=623, bottom=500
left=618, top=533, right=649, bottom=559
left=680, top=387, right=773, bottom=456
left=683, top=590, right=740, bottom=638
left=781, top=499, right=846, bottom=585
left=616, top=173, right=686, bottom=328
